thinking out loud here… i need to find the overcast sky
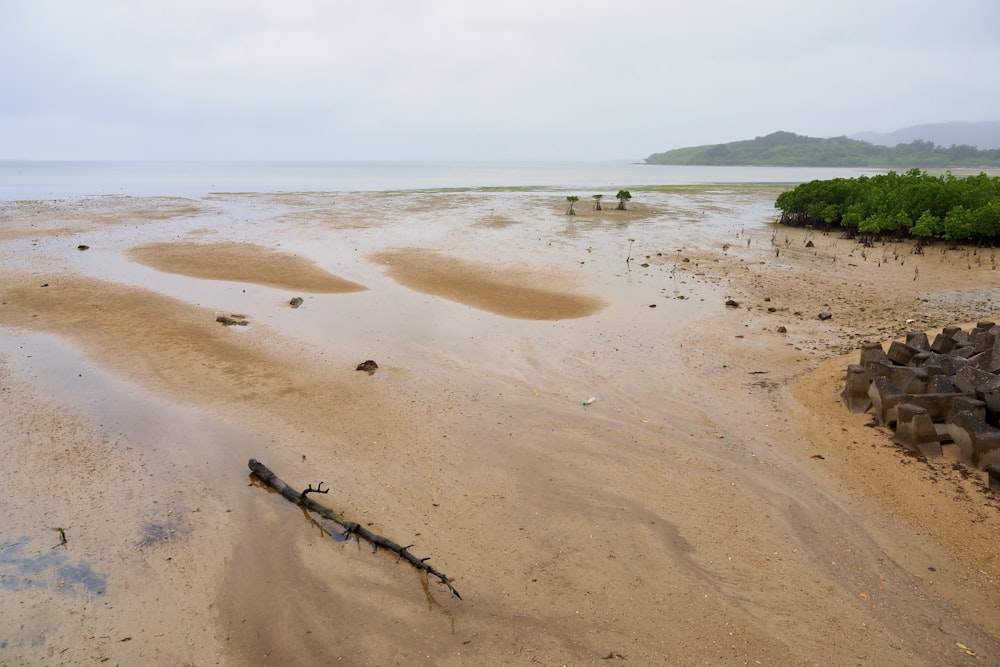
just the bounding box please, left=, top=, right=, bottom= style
left=2, top=0, right=998, bottom=161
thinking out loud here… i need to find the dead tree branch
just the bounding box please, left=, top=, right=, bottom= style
left=247, top=458, right=461, bottom=600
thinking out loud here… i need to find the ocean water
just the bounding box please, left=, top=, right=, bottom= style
left=0, top=160, right=877, bottom=200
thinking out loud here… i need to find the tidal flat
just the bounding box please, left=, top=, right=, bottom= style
left=1, top=187, right=998, bottom=665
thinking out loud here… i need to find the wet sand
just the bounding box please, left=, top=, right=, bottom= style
left=1, top=189, right=998, bottom=665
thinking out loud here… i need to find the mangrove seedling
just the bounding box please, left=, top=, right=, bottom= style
left=616, top=189, right=631, bottom=210
left=566, top=195, right=579, bottom=215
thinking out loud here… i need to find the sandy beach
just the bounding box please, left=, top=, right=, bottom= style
left=1, top=186, right=998, bottom=666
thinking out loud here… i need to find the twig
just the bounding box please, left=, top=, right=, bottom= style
left=301, top=482, right=329, bottom=500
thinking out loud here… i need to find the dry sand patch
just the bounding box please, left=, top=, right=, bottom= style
left=787, top=351, right=1000, bottom=637
left=129, top=241, right=367, bottom=293
left=371, top=248, right=605, bottom=320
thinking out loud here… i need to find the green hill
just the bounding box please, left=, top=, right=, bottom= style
left=851, top=121, right=1000, bottom=150
left=645, top=131, right=1000, bottom=168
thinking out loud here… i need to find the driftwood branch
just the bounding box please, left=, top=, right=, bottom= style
left=247, top=458, right=462, bottom=600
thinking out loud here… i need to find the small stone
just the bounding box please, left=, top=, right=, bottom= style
left=356, top=360, right=378, bottom=374
left=725, top=299, right=739, bottom=308
left=777, top=326, right=787, bottom=334
left=289, top=297, right=304, bottom=308
left=818, top=312, right=833, bottom=321
left=216, top=314, right=249, bottom=326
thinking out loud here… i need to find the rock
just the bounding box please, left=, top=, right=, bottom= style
left=356, top=360, right=378, bottom=375
left=725, top=299, right=740, bottom=308
left=216, top=314, right=249, bottom=326
left=77, top=245, right=90, bottom=251
left=805, top=240, right=814, bottom=248
left=289, top=297, right=304, bottom=308
left=818, top=312, right=832, bottom=320
left=777, top=326, right=787, bottom=334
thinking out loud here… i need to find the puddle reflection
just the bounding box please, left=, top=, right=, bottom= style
left=0, top=536, right=106, bottom=595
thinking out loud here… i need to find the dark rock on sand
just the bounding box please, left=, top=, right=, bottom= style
left=356, top=360, right=378, bottom=374
left=216, top=314, right=249, bottom=326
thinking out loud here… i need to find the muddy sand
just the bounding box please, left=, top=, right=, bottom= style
left=0, top=189, right=998, bottom=666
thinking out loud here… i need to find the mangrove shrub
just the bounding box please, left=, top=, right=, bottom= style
left=774, top=169, right=1000, bottom=245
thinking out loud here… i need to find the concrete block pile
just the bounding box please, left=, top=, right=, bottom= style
left=841, top=322, right=1000, bottom=493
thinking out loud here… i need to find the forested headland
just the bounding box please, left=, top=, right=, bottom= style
left=774, top=169, right=1000, bottom=247
left=646, top=131, right=1000, bottom=168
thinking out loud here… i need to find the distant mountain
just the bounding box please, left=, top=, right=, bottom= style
left=644, top=130, right=1000, bottom=168
left=851, top=121, right=1000, bottom=150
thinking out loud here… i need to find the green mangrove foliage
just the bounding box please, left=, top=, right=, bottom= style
left=774, top=169, right=1000, bottom=245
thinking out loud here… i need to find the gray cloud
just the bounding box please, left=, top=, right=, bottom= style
left=2, top=0, right=998, bottom=160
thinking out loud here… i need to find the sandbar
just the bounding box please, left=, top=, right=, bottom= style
left=129, top=241, right=367, bottom=293
left=372, top=248, right=605, bottom=319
